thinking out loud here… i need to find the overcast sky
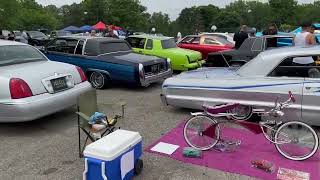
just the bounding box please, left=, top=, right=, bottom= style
left=36, top=0, right=315, bottom=20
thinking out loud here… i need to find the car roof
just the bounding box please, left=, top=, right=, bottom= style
left=128, top=34, right=173, bottom=40
left=262, top=45, right=320, bottom=57
left=57, top=36, right=124, bottom=42
left=239, top=46, right=320, bottom=76
left=0, top=40, right=27, bottom=46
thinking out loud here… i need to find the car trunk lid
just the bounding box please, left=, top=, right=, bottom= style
left=0, top=61, right=79, bottom=96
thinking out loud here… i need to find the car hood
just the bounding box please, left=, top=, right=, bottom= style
left=163, top=67, right=239, bottom=87
left=97, top=52, right=166, bottom=66
left=163, top=47, right=201, bottom=57
left=0, top=60, right=79, bottom=96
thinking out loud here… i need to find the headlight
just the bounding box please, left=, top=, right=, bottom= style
left=138, top=63, right=145, bottom=80
left=166, top=58, right=171, bottom=69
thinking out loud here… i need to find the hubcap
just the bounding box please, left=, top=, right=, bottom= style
left=90, top=72, right=104, bottom=88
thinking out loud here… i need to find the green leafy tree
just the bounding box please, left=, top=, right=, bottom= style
left=148, top=12, right=171, bottom=35
left=269, top=0, right=298, bottom=25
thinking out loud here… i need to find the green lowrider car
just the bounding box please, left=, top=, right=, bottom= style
left=126, top=35, right=205, bottom=71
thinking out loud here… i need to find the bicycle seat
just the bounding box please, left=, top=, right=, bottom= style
left=202, top=103, right=240, bottom=114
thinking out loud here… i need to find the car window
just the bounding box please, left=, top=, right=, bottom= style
left=0, top=45, right=46, bottom=66
left=146, top=39, right=153, bottom=50
left=203, top=38, right=220, bottom=45
left=161, top=38, right=177, bottom=49
left=126, top=37, right=146, bottom=49
left=269, top=55, right=320, bottom=78
left=180, top=36, right=193, bottom=43
left=28, top=31, right=47, bottom=39
left=46, top=39, right=78, bottom=54
left=99, top=42, right=131, bottom=54
left=252, top=38, right=263, bottom=51
left=75, top=40, right=84, bottom=55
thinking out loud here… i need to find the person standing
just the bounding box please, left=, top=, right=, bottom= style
left=233, top=25, right=249, bottom=49
left=105, top=26, right=119, bottom=39
left=21, top=31, right=29, bottom=44
left=262, top=23, right=278, bottom=36
left=294, top=23, right=317, bottom=47
left=177, top=32, right=182, bottom=42
left=293, top=22, right=317, bottom=65
left=263, top=23, right=278, bottom=47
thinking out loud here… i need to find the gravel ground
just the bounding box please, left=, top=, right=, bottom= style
left=0, top=81, right=318, bottom=180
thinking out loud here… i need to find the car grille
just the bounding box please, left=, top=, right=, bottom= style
left=144, top=63, right=167, bottom=76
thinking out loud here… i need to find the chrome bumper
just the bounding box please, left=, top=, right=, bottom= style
left=0, top=81, right=92, bottom=122
left=160, top=93, right=168, bottom=105
left=141, top=69, right=172, bottom=87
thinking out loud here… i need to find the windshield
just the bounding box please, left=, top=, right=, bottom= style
left=236, top=54, right=262, bottom=76
left=214, top=36, right=234, bottom=45
left=99, top=42, right=131, bottom=54
left=0, top=45, right=46, bottom=66
left=161, top=38, right=177, bottom=49
left=28, top=31, right=47, bottom=38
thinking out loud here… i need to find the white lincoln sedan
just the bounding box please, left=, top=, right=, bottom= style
left=0, top=40, right=92, bottom=122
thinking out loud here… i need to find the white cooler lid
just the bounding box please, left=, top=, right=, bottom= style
left=84, top=130, right=142, bottom=161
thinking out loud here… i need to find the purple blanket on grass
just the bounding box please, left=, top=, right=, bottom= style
left=145, top=121, right=320, bottom=180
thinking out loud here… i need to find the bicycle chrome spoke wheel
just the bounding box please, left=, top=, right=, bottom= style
left=275, top=121, right=319, bottom=161
left=228, top=105, right=253, bottom=121
left=183, top=115, right=220, bottom=150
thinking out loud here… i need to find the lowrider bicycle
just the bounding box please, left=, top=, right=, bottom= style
left=0, top=40, right=92, bottom=122
left=44, top=36, right=172, bottom=89
left=161, top=46, right=320, bottom=126
left=126, top=35, right=205, bottom=71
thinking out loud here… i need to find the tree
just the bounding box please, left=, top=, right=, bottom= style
left=269, top=0, right=298, bottom=25
left=148, top=12, right=171, bottom=35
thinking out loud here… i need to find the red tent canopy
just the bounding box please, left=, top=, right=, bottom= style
left=93, top=21, right=106, bottom=30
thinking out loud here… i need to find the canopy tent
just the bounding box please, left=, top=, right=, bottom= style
left=62, top=26, right=82, bottom=33
left=93, top=21, right=106, bottom=30
left=80, top=25, right=94, bottom=32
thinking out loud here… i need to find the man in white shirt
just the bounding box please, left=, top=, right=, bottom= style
left=293, top=23, right=317, bottom=65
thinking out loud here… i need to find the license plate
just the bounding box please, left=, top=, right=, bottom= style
left=51, top=77, right=68, bottom=92
left=151, top=64, right=160, bottom=74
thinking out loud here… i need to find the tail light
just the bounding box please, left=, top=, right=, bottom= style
left=76, top=66, right=87, bottom=82
left=10, top=78, right=33, bottom=99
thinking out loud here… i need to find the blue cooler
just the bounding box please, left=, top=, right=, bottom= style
left=83, top=130, right=143, bottom=180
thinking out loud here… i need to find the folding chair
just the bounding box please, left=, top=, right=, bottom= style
left=76, top=89, right=126, bottom=158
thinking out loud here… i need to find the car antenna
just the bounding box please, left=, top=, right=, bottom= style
left=220, top=51, right=230, bottom=67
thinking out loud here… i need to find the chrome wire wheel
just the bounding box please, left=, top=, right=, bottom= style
left=228, top=105, right=253, bottom=121
left=275, top=121, right=319, bottom=161
left=183, top=115, right=220, bottom=150
left=90, top=72, right=106, bottom=89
